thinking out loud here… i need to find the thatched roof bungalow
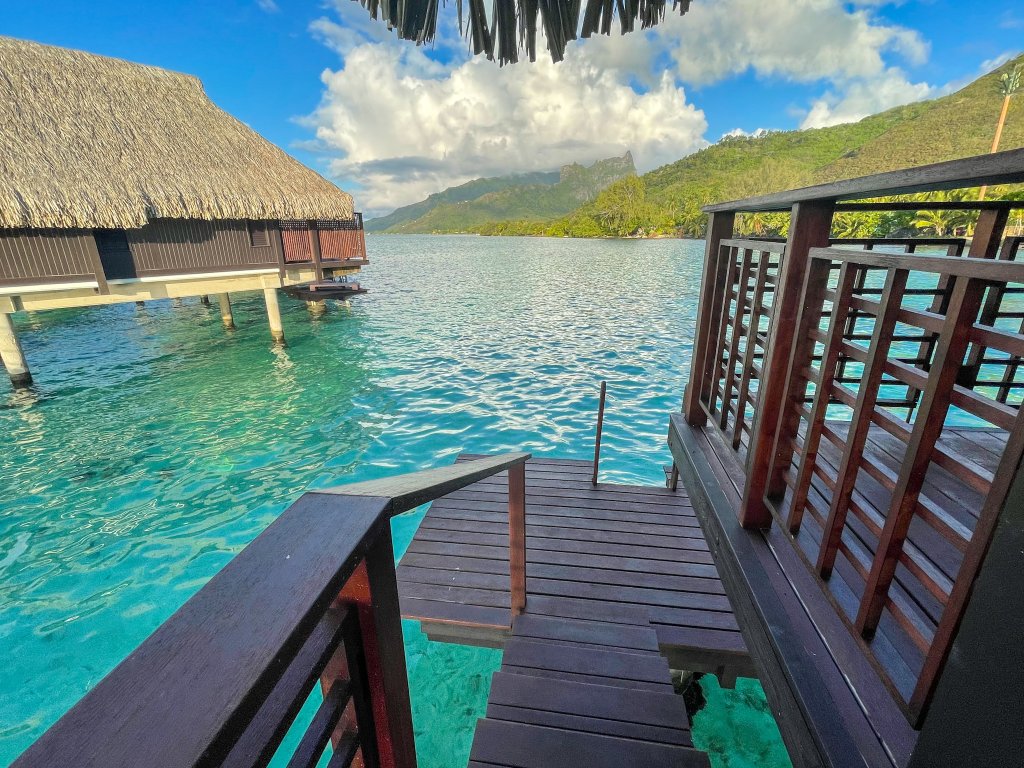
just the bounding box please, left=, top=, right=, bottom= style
left=0, top=36, right=366, bottom=305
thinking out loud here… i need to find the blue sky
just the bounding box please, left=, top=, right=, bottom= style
left=3, top=1, right=1022, bottom=214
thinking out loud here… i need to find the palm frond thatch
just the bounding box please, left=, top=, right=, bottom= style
left=354, top=0, right=692, bottom=64
left=0, top=36, right=354, bottom=230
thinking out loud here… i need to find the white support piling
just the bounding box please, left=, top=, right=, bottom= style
left=263, top=288, right=285, bottom=345
left=217, top=293, right=235, bottom=330
left=0, top=312, right=32, bottom=388
left=306, top=300, right=327, bottom=317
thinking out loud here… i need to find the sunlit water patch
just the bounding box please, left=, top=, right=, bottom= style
left=0, top=235, right=788, bottom=767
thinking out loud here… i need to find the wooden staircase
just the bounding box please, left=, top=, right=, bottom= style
left=468, top=610, right=711, bottom=767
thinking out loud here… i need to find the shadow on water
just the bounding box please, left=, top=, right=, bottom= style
left=0, top=235, right=789, bottom=768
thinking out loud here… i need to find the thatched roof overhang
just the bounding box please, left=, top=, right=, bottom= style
left=353, top=0, right=692, bottom=65
left=0, top=36, right=354, bottom=230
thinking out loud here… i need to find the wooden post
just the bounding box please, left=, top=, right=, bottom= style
left=309, top=223, right=325, bottom=281
left=684, top=211, right=735, bottom=426
left=739, top=201, right=834, bottom=528
left=508, top=461, right=527, bottom=619
left=200, top=295, right=211, bottom=306
left=263, top=288, right=285, bottom=345
left=0, top=311, right=31, bottom=388
left=958, top=206, right=1010, bottom=388
left=908, top=425, right=1024, bottom=756
left=592, top=381, right=606, bottom=486
left=361, top=527, right=417, bottom=768
left=217, top=293, right=235, bottom=330
left=82, top=232, right=109, bottom=295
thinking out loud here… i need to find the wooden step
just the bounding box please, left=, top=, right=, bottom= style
left=486, top=671, right=691, bottom=746
left=511, top=614, right=661, bottom=654
left=468, top=720, right=710, bottom=768
left=500, top=638, right=672, bottom=692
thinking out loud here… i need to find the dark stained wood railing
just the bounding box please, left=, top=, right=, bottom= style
left=281, top=216, right=368, bottom=268
left=765, top=247, right=1024, bottom=722
left=677, top=149, right=1024, bottom=767
left=13, top=452, right=529, bottom=768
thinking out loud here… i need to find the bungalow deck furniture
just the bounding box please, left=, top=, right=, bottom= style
left=0, top=37, right=368, bottom=386
left=10, top=149, right=1024, bottom=767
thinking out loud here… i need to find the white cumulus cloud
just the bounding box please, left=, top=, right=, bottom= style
left=305, top=6, right=707, bottom=213
left=301, top=0, right=945, bottom=213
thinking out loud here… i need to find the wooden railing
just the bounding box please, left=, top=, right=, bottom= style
left=280, top=216, right=368, bottom=270
left=13, top=452, right=529, bottom=768
left=766, top=247, right=1024, bottom=722
left=680, top=150, right=1024, bottom=765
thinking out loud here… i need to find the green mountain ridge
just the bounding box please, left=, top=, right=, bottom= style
left=369, top=153, right=636, bottom=233
left=365, top=170, right=561, bottom=232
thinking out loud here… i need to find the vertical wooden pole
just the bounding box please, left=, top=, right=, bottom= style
left=0, top=311, right=31, bottom=388
left=361, top=527, right=416, bottom=768
left=720, top=248, right=754, bottom=431
left=508, top=461, right=527, bottom=619
left=958, top=207, right=1011, bottom=388
left=263, top=287, right=286, bottom=345
left=732, top=246, right=773, bottom=449
left=217, top=293, right=235, bottom=330
left=356, top=213, right=367, bottom=259
left=309, top=223, right=325, bottom=282
left=740, top=201, right=834, bottom=529
left=592, top=381, right=606, bottom=486
left=684, top=211, right=735, bottom=426
left=342, top=610, right=380, bottom=768
left=82, top=232, right=110, bottom=295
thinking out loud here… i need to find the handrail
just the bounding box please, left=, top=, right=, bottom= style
left=323, top=451, right=530, bottom=515
left=807, top=247, right=1024, bottom=280
left=13, top=453, right=530, bottom=768
left=703, top=147, right=1024, bottom=213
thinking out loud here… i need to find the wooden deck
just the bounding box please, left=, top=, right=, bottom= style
left=397, top=455, right=753, bottom=681
left=467, top=609, right=710, bottom=767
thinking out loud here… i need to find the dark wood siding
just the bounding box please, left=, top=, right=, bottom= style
left=0, top=229, right=97, bottom=285
left=127, top=219, right=278, bottom=275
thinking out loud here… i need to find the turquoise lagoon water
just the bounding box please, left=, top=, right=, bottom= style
left=0, top=235, right=789, bottom=767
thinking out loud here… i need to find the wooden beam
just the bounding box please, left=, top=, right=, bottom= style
left=308, top=224, right=324, bottom=282
left=740, top=201, right=834, bottom=528
left=508, top=461, right=527, bottom=619
left=684, top=211, right=735, bottom=427
left=83, top=231, right=109, bottom=295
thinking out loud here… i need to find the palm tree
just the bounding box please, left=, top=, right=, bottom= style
left=979, top=64, right=1022, bottom=201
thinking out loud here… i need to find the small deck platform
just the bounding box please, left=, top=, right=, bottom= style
left=398, top=455, right=753, bottom=682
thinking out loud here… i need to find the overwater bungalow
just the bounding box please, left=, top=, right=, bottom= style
left=8, top=9, right=1024, bottom=768
left=0, top=37, right=368, bottom=387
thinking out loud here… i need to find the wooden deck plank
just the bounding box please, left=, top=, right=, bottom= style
left=469, top=720, right=710, bottom=768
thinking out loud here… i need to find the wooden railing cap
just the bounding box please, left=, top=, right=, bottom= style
left=703, top=147, right=1024, bottom=213
left=317, top=452, right=532, bottom=516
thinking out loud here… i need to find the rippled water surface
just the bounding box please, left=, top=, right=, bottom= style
left=0, top=235, right=788, bottom=767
